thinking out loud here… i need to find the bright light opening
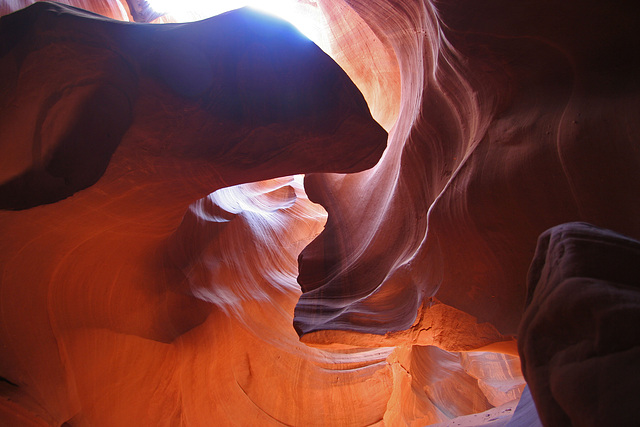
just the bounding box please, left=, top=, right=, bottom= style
left=145, top=0, right=326, bottom=49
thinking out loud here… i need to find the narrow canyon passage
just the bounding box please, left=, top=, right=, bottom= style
left=1, top=1, right=639, bottom=426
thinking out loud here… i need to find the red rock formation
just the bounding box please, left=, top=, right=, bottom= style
left=0, top=3, right=397, bottom=425
left=0, top=0, right=130, bottom=20
left=2, top=0, right=639, bottom=425
left=296, top=0, right=640, bottom=344
left=0, top=2, right=386, bottom=210
left=519, top=222, right=640, bottom=426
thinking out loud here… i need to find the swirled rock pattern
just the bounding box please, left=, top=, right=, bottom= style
left=0, top=3, right=396, bottom=425
left=295, top=0, right=640, bottom=343
left=2, top=0, right=639, bottom=425
left=0, top=2, right=386, bottom=210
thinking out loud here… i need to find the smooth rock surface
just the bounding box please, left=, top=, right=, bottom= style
left=0, top=2, right=386, bottom=210
left=0, top=3, right=393, bottom=425
left=2, top=0, right=639, bottom=425
left=519, top=222, right=640, bottom=426
left=295, top=0, right=640, bottom=343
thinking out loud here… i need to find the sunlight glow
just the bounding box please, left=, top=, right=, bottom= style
left=145, top=0, right=325, bottom=47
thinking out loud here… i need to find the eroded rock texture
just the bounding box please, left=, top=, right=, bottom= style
left=0, top=3, right=395, bottom=426
left=1, top=0, right=639, bottom=425
left=519, top=222, right=640, bottom=426
left=295, top=0, right=640, bottom=345
left=0, top=2, right=386, bottom=210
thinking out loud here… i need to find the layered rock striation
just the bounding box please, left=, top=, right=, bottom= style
left=295, top=0, right=640, bottom=346
left=1, top=0, right=639, bottom=425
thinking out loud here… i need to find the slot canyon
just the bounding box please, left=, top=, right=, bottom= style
left=1, top=1, right=639, bottom=425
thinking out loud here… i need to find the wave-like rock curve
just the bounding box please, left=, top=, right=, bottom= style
left=295, top=0, right=640, bottom=346
left=2, top=0, right=639, bottom=425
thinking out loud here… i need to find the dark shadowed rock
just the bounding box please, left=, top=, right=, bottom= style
left=519, top=222, right=640, bottom=426
left=0, top=2, right=386, bottom=209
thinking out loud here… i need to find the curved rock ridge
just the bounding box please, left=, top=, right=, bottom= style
left=519, top=222, right=640, bottom=427
left=0, top=3, right=397, bottom=425
left=0, top=1, right=387, bottom=209
left=295, top=0, right=640, bottom=344
left=166, top=176, right=326, bottom=317
left=384, top=345, right=525, bottom=426
left=159, top=177, right=527, bottom=427
left=0, top=149, right=525, bottom=425
left=2, top=0, right=638, bottom=425
left=0, top=172, right=394, bottom=426
left=0, top=0, right=131, bottom=20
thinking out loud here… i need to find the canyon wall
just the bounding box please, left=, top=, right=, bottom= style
left=1, top=0, right=639, bottom=425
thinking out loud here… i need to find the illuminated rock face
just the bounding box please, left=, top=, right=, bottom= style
left=0, top=2, right=386, bottom=209
left=0, top=3, right=390, bottom=426
left=296, top=0, right=640, bottom=343
left=1, top=0, right=639, bottom=426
